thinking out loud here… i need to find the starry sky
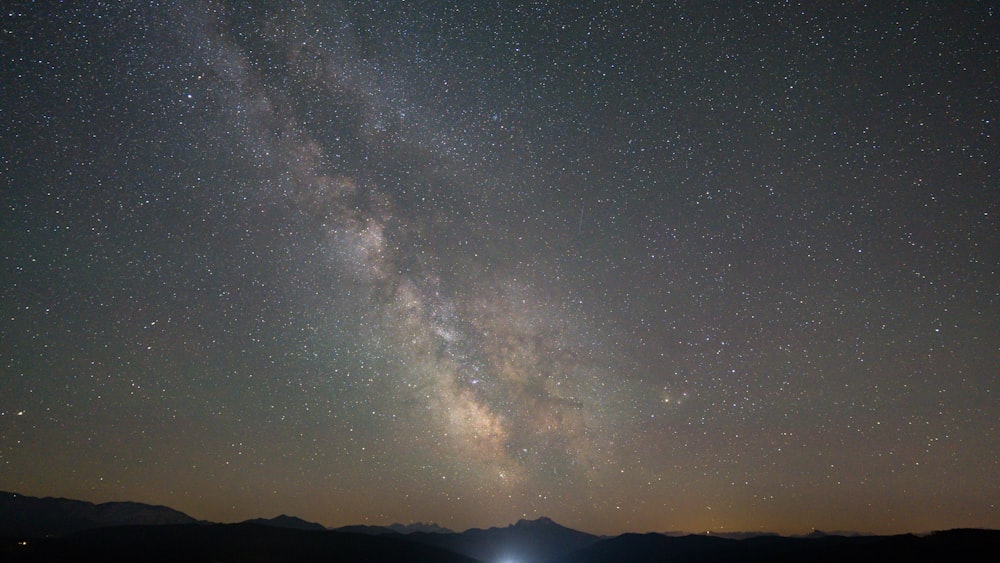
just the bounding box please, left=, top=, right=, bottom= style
left=1, top=1, right=998, bottom=536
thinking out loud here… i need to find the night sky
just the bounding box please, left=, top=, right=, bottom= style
left=2, top=1, right=998, bottom=536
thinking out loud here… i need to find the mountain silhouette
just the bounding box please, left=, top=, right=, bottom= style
left=385, top=521, right=453, bottom=534
left=334, top=515, right=597, bottom=560
left=552, top=529, right=1000, bottom=563
left=333, top=523, right=401, bottom=535
left=1, top=523, right=476, bottom=563
left=242, top=514, right=326, bottom=531
left=0, top=491, right=198, bottom=538
left=335, top=521, right=454, bottom=535
left=402, top=516, right=599, bottom=562
left=2, top=491, right=998, bottom=562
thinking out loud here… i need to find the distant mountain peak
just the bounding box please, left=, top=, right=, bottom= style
left=798, top=529, right=866, bottom=538
left=243, top=514, right=326, bottom=531
left=514, top=516, right=559, bottom=528
left=386, top=521, right=453, bottom=534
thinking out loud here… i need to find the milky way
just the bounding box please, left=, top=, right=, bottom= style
left=1, top=2, right=997, bottom=534
left=182, top=2, right=636, bottom=496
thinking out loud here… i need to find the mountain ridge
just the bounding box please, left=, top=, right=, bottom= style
left=3, top=491, right=998, bottom=562
left=0, top=491, right=199, bottom=538
left=242, top=514, right=327, bottom=531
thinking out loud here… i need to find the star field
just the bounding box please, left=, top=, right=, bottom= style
left=1, top=1, right=998, bottom=535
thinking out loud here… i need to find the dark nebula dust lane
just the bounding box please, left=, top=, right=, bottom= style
left=1, top=2, right=997, bottom=535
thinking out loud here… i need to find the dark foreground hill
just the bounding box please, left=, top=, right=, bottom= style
left=0, top=491, right=197, bottom=537
left=551, top=529, right=1000, bottom=563
left=242, top=514, right=327, bottom=531
left=0, top=523, right=477, bottom=563
left=2, top=491, right=997, bottom=562
left=4, top=524, right=997, bottom=563
left=405, top=516, right=599, bottom=562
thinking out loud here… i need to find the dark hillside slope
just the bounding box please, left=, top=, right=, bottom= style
left=1, top=523, right=478, bottom=563
left=0, top=491, right=197, bottom=538
left=553, top=529, right=1000, bottom=563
